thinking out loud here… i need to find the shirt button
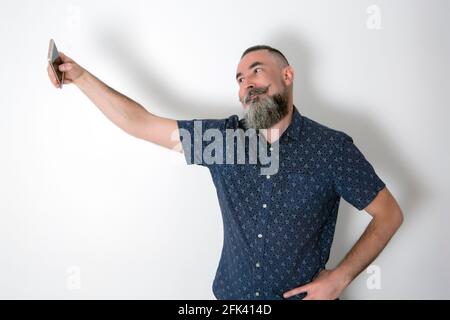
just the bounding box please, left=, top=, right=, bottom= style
left=269, top=147, right=273, bottom=151
left=255, top=262, right=261, bottom=268
left=257, top=233, right=263, bottom=238
left=255, top=292, right=260, bottom=297
left=266, top=175, right=270, bottom=179
left=262, top=204, right=267, bottom=208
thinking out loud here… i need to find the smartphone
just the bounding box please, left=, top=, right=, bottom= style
left=47, top=39, right=65, bottom=88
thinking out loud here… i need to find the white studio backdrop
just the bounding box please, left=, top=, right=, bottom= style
left=0, top=0, right=449, bottom=299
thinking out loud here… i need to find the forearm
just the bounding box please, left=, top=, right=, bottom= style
left=333, top=213, right=403, bottom=287
left=74, top=70, right=151, bottom=135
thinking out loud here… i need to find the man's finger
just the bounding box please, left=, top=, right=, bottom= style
left=59, top=51, right=73, bottom=62
left=47, top=64, right=58, bottom=88
left=59, top=63, right=72, bottom=72
left=302, top=294, right=314, bottom=300
left=59, top=51, right=67, bottom=61
left=283, top=284, right=310, bottom=299
left=47, top=64, right=54, bottom=81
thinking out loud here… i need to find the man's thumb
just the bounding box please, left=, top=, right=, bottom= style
left=59, top=63, right=72, bottom=72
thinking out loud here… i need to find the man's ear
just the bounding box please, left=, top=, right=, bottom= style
left=282, top=66, right=294, bottom=86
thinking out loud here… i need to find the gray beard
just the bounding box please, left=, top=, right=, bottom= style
left=243, top=89, right=289, bottom=129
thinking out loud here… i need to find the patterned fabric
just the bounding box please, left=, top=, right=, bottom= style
left=177, top=105, right=386, bottom=300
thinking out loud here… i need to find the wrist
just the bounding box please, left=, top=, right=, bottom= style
left=330, top=267, right=353, bottom=290
left=74, top=68, right=89, bottom=87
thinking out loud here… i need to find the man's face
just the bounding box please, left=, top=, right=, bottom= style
left=236, top=50, right=291, bottom=129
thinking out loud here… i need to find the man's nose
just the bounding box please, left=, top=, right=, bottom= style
left=241, top=85, right=254, bottom=103
left=245, top=84, right=255, bottom=96
left=241, top=76, right=255, bottom=89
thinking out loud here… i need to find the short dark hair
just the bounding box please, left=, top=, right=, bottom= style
left=241, top=45, right=290, bottom=66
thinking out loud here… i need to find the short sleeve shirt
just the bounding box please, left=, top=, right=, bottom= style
left=176, top=105, right=386, bottom=300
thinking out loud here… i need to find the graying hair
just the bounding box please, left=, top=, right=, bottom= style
left=241, top=45, right=290, bottom=68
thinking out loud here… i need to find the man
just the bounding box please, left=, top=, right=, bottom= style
left=47, top=45, right=403, bottom=300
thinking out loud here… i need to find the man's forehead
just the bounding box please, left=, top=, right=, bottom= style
left=236, top=50, right=274, bottom=72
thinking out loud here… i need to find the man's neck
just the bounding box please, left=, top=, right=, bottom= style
left=260, top=103, right=294, bottom=144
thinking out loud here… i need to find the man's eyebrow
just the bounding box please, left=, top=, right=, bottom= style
left=236, top=61, right=264, bottom=80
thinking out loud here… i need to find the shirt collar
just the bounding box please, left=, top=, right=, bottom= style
left=282, top=104, right=303, bottom=142
left=239, top=104, right=303, bottom=142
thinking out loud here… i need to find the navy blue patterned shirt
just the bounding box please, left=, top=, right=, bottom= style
left=177, top=105, right=386, bottom=300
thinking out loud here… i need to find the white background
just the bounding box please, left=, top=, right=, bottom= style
left=0, top=0, right=449, bottom=299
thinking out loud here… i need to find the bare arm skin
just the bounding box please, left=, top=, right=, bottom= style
left=47, top=52, right=182, bottom=152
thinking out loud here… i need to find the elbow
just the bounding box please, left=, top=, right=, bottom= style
left=393, top=207, right=404, bottom=231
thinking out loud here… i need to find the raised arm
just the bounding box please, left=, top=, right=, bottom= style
left=47, top=52, right=182, bottom=152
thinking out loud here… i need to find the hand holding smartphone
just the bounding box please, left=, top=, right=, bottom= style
left=47, top=39, right=64, bottom=88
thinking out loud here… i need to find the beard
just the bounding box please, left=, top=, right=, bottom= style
left=242, top=85, right=289, bottom=129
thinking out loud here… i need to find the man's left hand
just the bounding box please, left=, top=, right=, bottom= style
left=282, top=269, right=348, bottom=300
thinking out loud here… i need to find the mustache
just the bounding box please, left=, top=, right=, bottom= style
left=243, top=84, right=271, bottom=104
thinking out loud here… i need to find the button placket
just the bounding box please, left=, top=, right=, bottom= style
left=253, top=166, right=273, bottom=295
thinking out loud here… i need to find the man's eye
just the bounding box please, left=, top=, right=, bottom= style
left=238, top=68, right=261, bottom=84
